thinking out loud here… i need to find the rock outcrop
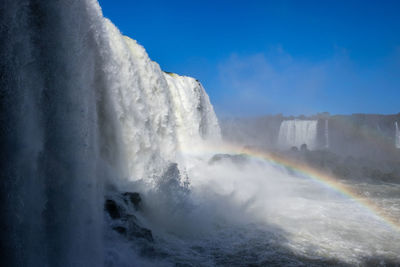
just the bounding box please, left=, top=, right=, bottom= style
left=105, top=192, right=153, bottom=243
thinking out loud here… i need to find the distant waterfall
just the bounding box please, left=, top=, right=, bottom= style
left=396, top=122, right=400, bottom=149
left=278, top=120, right=318, bottom=150
left=325, top=119, right=330, bottom=149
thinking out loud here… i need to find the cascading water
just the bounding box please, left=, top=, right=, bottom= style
left=396, top=122, right=400, bottom=149
left=325, top=119, right=330, bottom=149
left=277, top=120, right=318, bottom=150
left=0, top=1, right=106, bottom=266
left=164, top=73, right=221, bottom=151
left=0, top=0, right=220, bottom=266
left=2, top=0, right=400, bottom=266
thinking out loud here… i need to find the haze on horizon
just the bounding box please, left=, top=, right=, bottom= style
left=99, top=0, right=400, bottom=117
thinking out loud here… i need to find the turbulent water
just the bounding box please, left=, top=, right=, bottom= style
left=1, top=0, right=399, bottom=266
left=278, top=120, right=318, bottom=150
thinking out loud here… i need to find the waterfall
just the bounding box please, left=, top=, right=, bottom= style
left=164, top=73, right=221, bottom=151
left=278, top=120, right=318, bottom=150
left=0, top=0, right=220, bottom=266
left=0, top=1, right=106, bottom=265
left=325, top=119, right=330, bottom=149
left=396, top=122, right=400, bottom=149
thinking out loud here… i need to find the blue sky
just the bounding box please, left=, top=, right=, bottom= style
left=98, top=0, right=400, bottom=117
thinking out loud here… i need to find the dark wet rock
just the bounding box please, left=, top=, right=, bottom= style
left=105, top=199, right=121, bottom=219
left=121, top=214, right=137, bottom=222
left=126, top=220, right=154, bottom=242
left=139, top=245, right=169, bottom=259
left=111, top=217, right=154, bottom=242
left=122, top=192, right=141, bottom=210
left=105, top=193, right=154, bottom=243
left=361, top=257, right=400, bottom=267
left=159, top=163, right=190, bottom=192
left=163, top=163, right=180, bottom=180
left=174, top=263, right=194, bottom=267
left=112, top=226, right=127, bottom=235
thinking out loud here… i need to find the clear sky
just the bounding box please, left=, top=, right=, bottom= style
left=98, top=0, right=400, bottom=117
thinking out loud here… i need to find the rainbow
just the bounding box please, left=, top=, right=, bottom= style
left=182, top=142, right=400, bottom=233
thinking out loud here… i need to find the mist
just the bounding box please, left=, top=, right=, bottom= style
left=1, top=0, right=400, bottom=266
left=114, top=143, right=400, bottom=266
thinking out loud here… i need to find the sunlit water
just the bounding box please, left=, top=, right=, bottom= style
left=3, top=1, right=399, bottom=266
left=137, top=156, right=400, bottom=266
